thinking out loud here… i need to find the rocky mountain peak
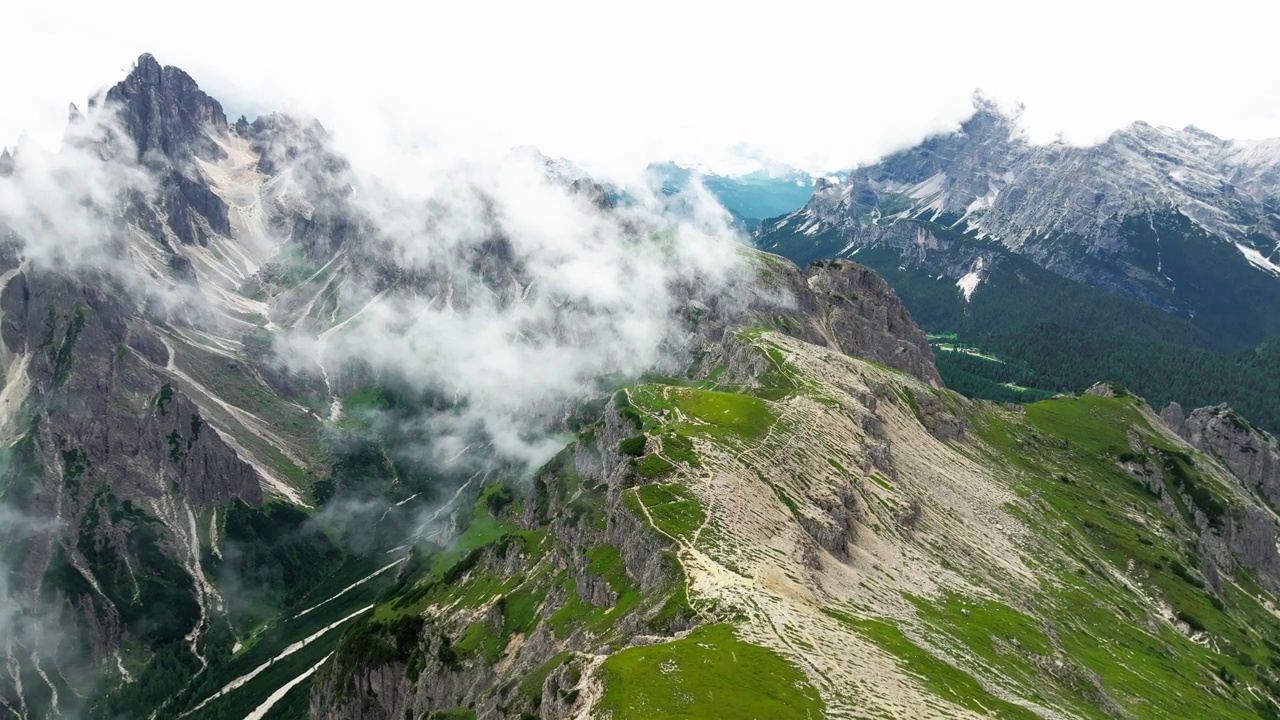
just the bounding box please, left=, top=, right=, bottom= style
left=1181, top=123, right=1223, bottom=144
left=958, top=93, right=1023, bottom=145
left=812, top=175, right=839, bottom=192
left=568, top=177, right=614, bottom=210
left=98, top=52, right=228, bottom=163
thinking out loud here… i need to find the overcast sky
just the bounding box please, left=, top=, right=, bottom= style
left=4, top=0, right=1278, bottom=177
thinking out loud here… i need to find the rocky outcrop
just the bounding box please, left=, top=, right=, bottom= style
left=1159, top=401, right=1187, bottom=432
left=1084, top=382, right=1128, bottom=399
left=569, top=178, right=614, bottom=211
left=1147, top=402, right=1280, bottom=590
left=163, top=170, right=232, bottom=245
left=1161, top=402, right=1280, bottom=513
left=1221, top=507, right=1280, bottom=588
left=310, top=400, right=688, bottom=720
left=678, top=254, right=942, bottom=388
left=798, top=485, right=860, bottom=560
left=804, top=260, right=943, bottom=386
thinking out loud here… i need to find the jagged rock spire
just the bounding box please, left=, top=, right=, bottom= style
left=100, top=52, right=228, bottom=162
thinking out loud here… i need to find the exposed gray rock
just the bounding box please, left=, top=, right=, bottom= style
left=679, top=255, right=942, bottom=388
left=539, top=658, right=589, bottom=718
left=1084, top=382, right=1124, bottom=398
left=804, top=260, right=942, bottom=386
left=1222, top=508, right=1280, bottom=587
left=569, top=177, right=614, bottom=211
left=755, top=96, right=1280, bottom=341
left=1162, top=403, right=1280, bottom=513
left=163, top=170, right=231, bottom=245
left=1144, top=403, right=1280, bottom=590
left=799, top=484, right=860, bottom=560
left=99, top=52, right=228, bottom=163
left=1159, top=401, right=1187, bottom=436
left=4, top=267, right=263, bottom=507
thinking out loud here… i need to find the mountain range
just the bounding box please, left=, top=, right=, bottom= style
left=4, top=55, right=1280, bottom=720
left=758, top=95, right=1280, bottom=347
left=755, top=95, right=1280, bottom=433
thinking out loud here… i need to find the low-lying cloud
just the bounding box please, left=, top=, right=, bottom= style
left=0, top=109, right=152, bottom=269
left=277, top=137, right=749, bottom=468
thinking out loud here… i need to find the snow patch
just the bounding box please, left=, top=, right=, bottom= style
left=963, top=185, right=1000, bottom=218
left=1237, top=243, right=1280, bottom=276
left=955, top=256, right=986, bottom=302
left=243, top=652, right=333, bottom=720
left=906, top=172, right=947, bottom=200
left=180, top=605, right=373, bottom=717
left=956, top=273, right=981, bottom=302
left=291, top=558, right=406, bottom=620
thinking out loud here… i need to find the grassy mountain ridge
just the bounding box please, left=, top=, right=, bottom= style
left=306, top=328, right=1280, bottom=719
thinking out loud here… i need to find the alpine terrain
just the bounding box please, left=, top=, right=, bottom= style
left=755, top=95, right=1280, bottom=432
left=2, top=56, right=1280, bottom=720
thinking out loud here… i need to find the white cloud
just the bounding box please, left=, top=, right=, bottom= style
left=2, top=0, right=1277, bottom=177
left=272, top=142, right=748, bottom=467
left=0, top=108, right=153, bottom=267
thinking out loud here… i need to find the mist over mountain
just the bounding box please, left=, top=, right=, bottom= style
left=4, top=49, right=1280, bottom=720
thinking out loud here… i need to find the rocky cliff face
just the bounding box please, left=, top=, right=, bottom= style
left=1, top=266, right=263, bottom=507
left=99, top=52, right=229, bottom=163
left=673, top=253, right=942, bottom=388
left=1128, top=400, right=1280, bottom=592
left=1163, top=402, right=1280, bottom=513
left=802, top=260, right=942, bottom=386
